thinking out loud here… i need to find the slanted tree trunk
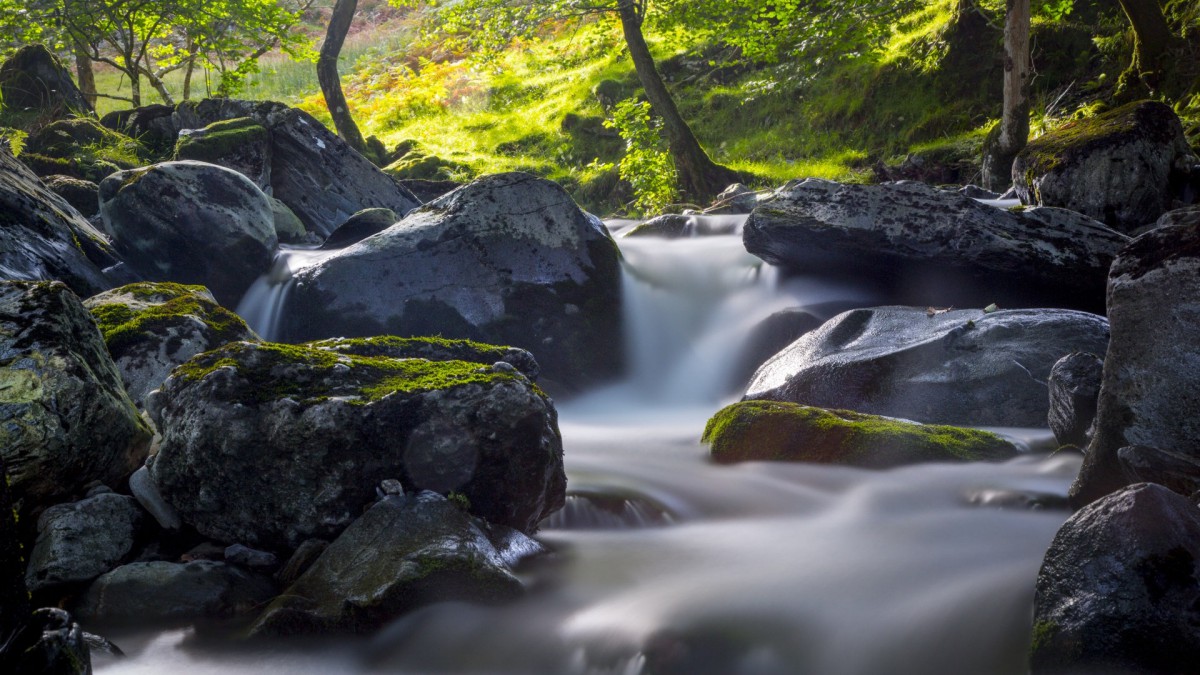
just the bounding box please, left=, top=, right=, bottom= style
left=982, top=0, right=1031, bottom=191
left=1116, top=0, right=1175, bottom=96
left=73, top=42, right=97, bottom=110
left=615, top=0, right=740, bottom=204
left=318, top=0, right=368, bottom=155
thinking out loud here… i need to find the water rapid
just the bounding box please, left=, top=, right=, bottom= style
left=98, top=215, right=1074, bottom=675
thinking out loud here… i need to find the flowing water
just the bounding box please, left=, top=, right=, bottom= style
left=96, top=214, right=1075, bottom=675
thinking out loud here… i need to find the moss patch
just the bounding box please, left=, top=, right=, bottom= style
left=88, top=283, right=253, bottom=359
left=1020, top=100, right=1179, bottom=178
left=703, top=400, right=1017, bottom=468
left=173, top=117, right=268, bottom=163
left=309, top=335, right=516, bottom=362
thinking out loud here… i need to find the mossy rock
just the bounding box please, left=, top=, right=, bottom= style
left=308, top=335, right=540, bottom=380
left=173, top=117, right=267, bottom=163
left=21, top=118, right=144, bottom=182
left=382, top=152, right=468, bottom=180
left=703, top=400, right=1018, bottom=468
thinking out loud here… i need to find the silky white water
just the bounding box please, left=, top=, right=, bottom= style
left=96, top=215, right=1074, bottom=674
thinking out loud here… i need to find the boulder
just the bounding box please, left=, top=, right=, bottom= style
left=173, top=117, right=271, bottom=190
left=0, top=608, right=91, bottom=675
left=0, top=146, right=120, bottom=296
left=1118, top=446, right=1200, bottom=497
left=22, top=118, right=145, bottom=183
left=743, top=179, right=1128, bottom=312
left=84, top=282, right=259, bottom=405
left=396, top=178, right=459, bottom=203
left=731, top=308, right=825, bottom=393
left=0, top=281, right=151, bottom=510
left=172, top=99, right=421, bottom=236
left=75, top=560, right=276, bottom=625
left=1047, top=352, right=1103, bottom=448
left=281, top=173, right=623, bottom=387
left=309, top=336, right=540, bottom=381
left=705, top=183, right=761, bottom=214
left=25, top=492, right=143, bottom=593
left=703, top=400, right=1018, bottom=467
left=0, top=458, right=29, bottom=637
left=42, top=175, right=99, bottom=217
left=1031, top=483, right=1200, bottom=673
left=250, top=492, right=526, bottom=636
left=147, top=340, right=564, bottom=550
left=100, top=104, right=177, bottom=156
left=321, top=207, right=397, bottom=249
left=382, top=151, right=467, bottom=181
left=1070, top=220, right=1200, bottom=507
left=622, top=214, right=692, bottom=239
left=0, top=45, right=92, bottom=118
left=1155, top=205, right=1200, bottom=230
left=744, top=306, right=1110, bottom=427
left=1014, top=101, right=1198, bottom=233
left=269, top=196, right=309, bottom=244
left=99, top=160, right=278, bottom=306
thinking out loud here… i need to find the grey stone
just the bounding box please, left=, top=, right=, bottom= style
left=1047, top=352, right=1103, bottom=448
left=2, top=608, right=91, bottom=675
left=75, top=560, right=277, bottom=625
left=99, top=160, right=278, bottom=306
left=321, top=207, right=398, bottom=249
left=1118, top=446, right=1200, bottom=497
left=224, top=544, right=279, bottom=570
left=622, top=214, right=692, bottom=238
left=43, top=175, right=100, bottom=217
left=128, top=465, right=180, bottom=530
left=26, top=493, right=143, bottom=593
left=308, top=335, right=540, bottom=381
left=269, top=197, right=310, bottom=244
left=0, top=45, right=92, bottom=117
left=744, top=306, right=1109, bottom=427
left=278, top=539, right=329, bottom=588
left=173, top=117, right=271, bottom=190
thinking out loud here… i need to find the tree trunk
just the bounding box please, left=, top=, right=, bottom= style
left=73, top=42, right=97, bottom=110
left=183, top=39, right=197, bottom=101
left=143, top=68, right=175, bottom=106
left=1116, top=0, right=1174, bottom=95
left=318, top=0, right=368, bottom=155
left=128, top=68, right=142, bottom=108
left=615, top=0, right=740, bottom=204
left=982, top=0, right=1030, bottom=191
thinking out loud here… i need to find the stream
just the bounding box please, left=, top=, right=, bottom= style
left=97, top=214, right=1074, bottom=675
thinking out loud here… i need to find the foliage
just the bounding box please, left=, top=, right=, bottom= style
left=605, top=98, right=676, bottom=214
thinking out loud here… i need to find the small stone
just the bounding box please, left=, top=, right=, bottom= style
left=224, top=544, right=279, bottom=570
left=181, top=542, right=225, bottom=562
left=129, top=465, right=181, bottom=530
left=379, top=479, right=405, bottom=497
left=492, top=361, right=517, bottom=374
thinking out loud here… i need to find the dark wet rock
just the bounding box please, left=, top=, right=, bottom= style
left=1118, top=446, right=1200, bottom=497
left=84, top=282, right=258, bottom=405
left=269, top=197, right=309, bottom=244
left=743, top=179, right=1128, bottom=313
left=172, top=99, right=421, bottom=237
left=744, top=306, right=1109, bottom=427
left=25, top=493, right=143, bottom=594
left=1153, top=205, right=1200, bottom=231
left=99, top=160, right=277, bottom=306
left=42, top=175, right=99, bottom=217
left=278, top=539, right=329, bottom=588
left=395, top=178, right=459, bottom=203
left=309, top=335, right=540, bottom=381
left=1070, top=220, right=1200, bottom=507
left=704, top=400, right=1017, bottom=467
left=0, top=45, right=92, bottom=118
left=147, top=340, right=564, bottom=549
left=1, top=608, right=92, bottom=675
left=173, top=117, right=271, bottom=190
left=321, top=207, right=397, bottom=249
left=224, top=544, right=279, bottom=571
left=1014, top=101, right=1198, bottom=233
left=250, top=492, right=525, bottom=636
left=0, top=281, right=151, bottom=511
left=1047, top=352, right=1103, bottom=449
left=282, top=172, right=623, bottom=388
left=100, top=104, right=177, bottom=156
left=622, top=214, right=692, bottom=238
left=23, top=118, right=145, bottom=183
left=0, top=457, right=29, bottom=637
left=75, top=560, right=277, bottom=625
left=0, top=146, right=120, bottom=296
left=1032, top=483, right=1200, bottom=673
left=731, top=308, right=825, bottom=393
left=128, top=466, right=180, bottom=530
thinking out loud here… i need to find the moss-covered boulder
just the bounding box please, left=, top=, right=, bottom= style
left=282, top=172, right=624, bottom=389
left=173, top=117, right=271, bottom=190
left=42, top=175, right=99, bottom=217
left=382, top=151, right=468, bottom=181
left=250, top=492, right=529, bottom=636
left=0, top=281, right=151, bottom=512
left=703, top=400, right=1017, bottom=467
left=0, top=45, right=92, bottom=119
left=99, top=160, right=278, bottom=306
left=308, top=335, right=540, bottom=381
left=147, top=340, right=564, bottom=550
left=84, top=282, right=258, bottom=405
left=1014, top=101, right=1198, bottom=233
left=22, top=118, right=144, bottom=183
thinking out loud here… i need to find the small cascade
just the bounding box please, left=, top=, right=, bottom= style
left=541, top=492, right=675, bottom=530
left=236, top=247, right=338, bottom=341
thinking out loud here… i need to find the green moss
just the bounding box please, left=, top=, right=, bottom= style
left=309, top=335, right=514, bottom=362
left=1021, top=100, right=1168, bottom=177
left=1030, top=620, right=1058, bottom=654
left=447, top=491, right=471, bottom=511
left=173, top=117, right=268, bottom=163
left=703, top=400, right=1017, bottom=468
left=88, top=283, right=253, bottom=359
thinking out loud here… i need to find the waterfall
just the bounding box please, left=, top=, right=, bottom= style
left=236, top=247, right=337, bottom=341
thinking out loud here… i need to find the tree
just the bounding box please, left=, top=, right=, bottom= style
left=1114, top=0, right=1195, bottom=100
left=318, top=0, right=368, bottom=154
left=402, top=0, right=741, bottom=204
left=981, top=0, right=1031, bottom=191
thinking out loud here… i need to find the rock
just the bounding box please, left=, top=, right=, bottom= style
left=84, top=282, right=259, bottom=405
left=0, top=45, right=92, bottom=118
left=622, top=214, right=692, bottom=238
left=308, top=335, right=540, bottom=381
left=173, top=117, right=271, bottom=190
left=395, top=178, right=459, bottom=203
left=0, top=457, right=29, bottom=637
left=1118, top=446, right=1200, bottom=497
left=1070, top=220, right=1200, bottom=507
left=1031, top=483, right=1200, bottom=673
left=75, top=560, right=276, bottom=625
left=25, top=493, right=143, bottom=594
left=270, top=197, right=309, bottom=244
left=321, top=207, right=397, bottom=249
left=744, top=306, right=1110, bottom=427
left=100, top=104, right=177, bottom=156
left=703, top=400, right=1018, bottom=467
left=249, top=492, right=523, bottom=636
left=282, top=173, right=623, bottom=387
left=0, top=281, right=151, bottom=511
left=956, top=185, right=1002, bottom=200
left=0, top=146, right=120, bottom=296
left=99, top=160, right=278, bottom=306
left=731, top=308, right=825, bottom=393
left=172, top=99, right=421, bottom=237
left=743, top=179, right=1128, bottom=312
left=1153, top=204, right=1200, bottom=231
left=1047, top=352, right=1103, bottom=448
left=278, top=539, right=329, bottom=588
left=224, top=544, right=279, bottom=571
left=22, top=118, right=145, bottom=183
left=705, top=183, right=761, bottom=214
left=1014, top=101, right=1198, bottom=233
left=148, top=340, right=565, bottom=549
left=382, top=151, right=467, bottom=181
left=42, top=175, right=100, bottom=217
left=1, top=608, right=92, bottom=675
left=128, top=466, right=180, bottom=530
